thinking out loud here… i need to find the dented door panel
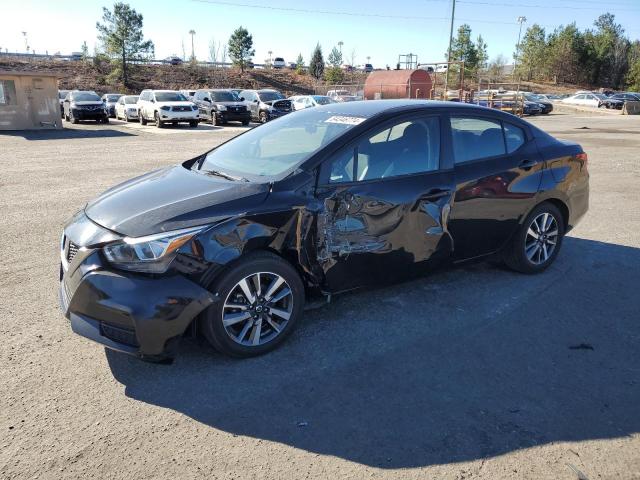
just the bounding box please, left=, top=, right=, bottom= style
left=316, top=171, right=454, bottom=292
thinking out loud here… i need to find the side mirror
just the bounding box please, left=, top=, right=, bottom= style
left=253, top=99, right=258, bottom=103
left=240, top=97, right=245, bottom=101
left=204, top=97, right=211, bottom=103
left=150, top=99, right=155, bottom=103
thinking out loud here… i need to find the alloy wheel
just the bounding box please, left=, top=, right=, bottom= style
left=524, top=212, right=559, bottom=265
left=222, top=272, right=294, bottom=346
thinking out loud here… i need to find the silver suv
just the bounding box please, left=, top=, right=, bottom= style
left=137, top=90, right=199, bottom=128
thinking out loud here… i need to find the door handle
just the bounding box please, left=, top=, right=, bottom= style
left=519, top=159, right=537, bottom=170
left=421, top=188, right=451, bottom=201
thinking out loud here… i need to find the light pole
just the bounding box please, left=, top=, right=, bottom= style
left=268, top=50, right=272, bottom=67
left=188, top=30, right=196, bottom=61
left=514, top=16, right=527, bottom=74
left=338, top=41, right=343, bottom=54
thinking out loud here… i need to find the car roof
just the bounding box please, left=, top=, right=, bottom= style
left=309, top=99, right=516, bottom=118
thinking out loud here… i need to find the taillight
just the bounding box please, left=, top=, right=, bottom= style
left=576, top=152, right=588, bottom=171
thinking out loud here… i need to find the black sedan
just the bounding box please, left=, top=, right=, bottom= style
left=59, top=101, right=589, bottom=361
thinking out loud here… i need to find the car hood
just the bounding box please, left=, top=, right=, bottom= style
left=72, top=101, right=104, bottom=107
left=156, top=101, right=195, bottom=108
left=85, top=164, right=271, bottom=237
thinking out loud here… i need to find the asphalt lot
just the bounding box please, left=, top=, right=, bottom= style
left=1, top=112, right=639, bottom=479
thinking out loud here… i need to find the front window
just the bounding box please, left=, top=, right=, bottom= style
left=124, top=96, right=139, bottom=104
left=71, top=92, right=101, bottom=102
left=212, top=91, right=236, bottom=102
left=199, top=109, right=366, bottom=178
left=58, top=91, right=69, bottom=100
left=257, top=91, right=284, bottom=102
left=154, top=92, right=187, bottom=102
left=106, top=95, right=122, bottom=102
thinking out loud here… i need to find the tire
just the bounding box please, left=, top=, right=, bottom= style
left=242, top=120, right=250, bottom=126
left=103, top=117, right=109, bottom=124
left=154, top=111, right=163, bottom=128
left=140, top=111, right=147, bottom=125
left=70, top=111, right=78, bottom=124
left=211, top=111, right=219, bottom=126
left=259, top=111, right=268, bottom=123
left=503, top=202, right=565, bottom=274
left=201, top=252, right=305, bottom=358
left=64, top=111, right=69, bottom=122
left=189, top=120, right=198, bottom=128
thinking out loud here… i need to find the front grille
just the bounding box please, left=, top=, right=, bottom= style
left=229, top=105, right=246, bottom=112
left=273, top=100, right=292, bottom=112
left=100, top=322, right=139, bottom=347
left=172, top=106, right=192, bottom=112
left=67, top=242, right=79, bottom=263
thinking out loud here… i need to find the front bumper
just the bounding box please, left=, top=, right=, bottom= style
left=159, top=109, right=199, bottom=122
left=59, top=217, right=216, bottom=359
left=72, top=108, right=108, bottom=120
left=217, top=110, right=251, bottom=123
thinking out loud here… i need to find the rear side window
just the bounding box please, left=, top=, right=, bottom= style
left=504, top=123, right=525, bottom=153
left=451, top=117, right=505, bottom=163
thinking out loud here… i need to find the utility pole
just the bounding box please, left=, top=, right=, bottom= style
left=268, top=50, right=272, bottom=67
left=22, top=31, right=29, bottom=53
left=444, top=0, right=456, bottom=94
left=514, top=16, right=527, bottom=75
left=189, top=30, right=196, bottom=61
left=338, top=41, right=343, bottom=54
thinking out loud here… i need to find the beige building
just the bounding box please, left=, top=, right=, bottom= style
left=0, top=71, right=62, bottom=130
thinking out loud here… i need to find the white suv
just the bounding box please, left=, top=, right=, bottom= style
left=137, top=90, right=199, bottom=128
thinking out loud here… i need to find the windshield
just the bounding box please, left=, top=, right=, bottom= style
left=106, top=95, right=122, bottom=102
left=313, top=96, right=333, bottom=105
left=212, top=91, right=236, bottom=102
left=124, top=96, right=139, bottom=104
left=258, top=91, right=284, bottom=102
left=72, top=92, right=100, bottom=102
left=593, top=94, right=607, bottom=100
left=199, top=109, right=366, bottom=178
left=155, top=92, right=187, bottom=102
left=58, top=91, right=69, bottom=99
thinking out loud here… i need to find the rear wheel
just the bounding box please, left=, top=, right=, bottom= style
left=69, top=111, right=78, bottom=124
left=503, top=202, right=565, bottom=274
left=189, top=120, right=198, bottom=128
left=201, top=252, right=304, bottom=357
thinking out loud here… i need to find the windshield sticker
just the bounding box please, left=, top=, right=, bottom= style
left=324, top=115, right=366, bottom=125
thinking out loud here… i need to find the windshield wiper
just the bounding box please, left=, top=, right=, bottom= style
left=203, top=170, right=249, bottom=182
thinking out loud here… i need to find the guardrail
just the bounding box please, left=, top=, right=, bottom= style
left=0, top=52, right=268, bottom=68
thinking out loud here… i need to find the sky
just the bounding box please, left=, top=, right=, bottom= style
left=2, top=0, right=640, bottom=68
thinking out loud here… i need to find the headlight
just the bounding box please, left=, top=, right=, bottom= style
left=191, top=105, right=198, bottom=111
left=102, top=226, right=205, bottom=273
left=160, top=105, right=171, bottom=111
left=215, top=104, right=227, bottom=111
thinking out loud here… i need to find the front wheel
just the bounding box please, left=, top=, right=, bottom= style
left=259, top=111, right=268, bottom=123
left=189, top=120, right=198, bottom=128
left=201, top=252, right=305, bottom=357
left=140, top=111, right=147, bottom=125
left=503, top=202, right=565, bottom=274
left=154, top=111, right=163, bottom=128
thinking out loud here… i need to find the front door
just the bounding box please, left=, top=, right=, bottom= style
left=315, top=114, right=454, bottom=292
left=447, top=115, right=543, bottom=260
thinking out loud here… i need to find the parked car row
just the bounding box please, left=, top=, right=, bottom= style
left=562, top=92, right=624, bottom=109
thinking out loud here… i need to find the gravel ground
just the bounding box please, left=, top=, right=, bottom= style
left=1, top=113, right=639, bottom=480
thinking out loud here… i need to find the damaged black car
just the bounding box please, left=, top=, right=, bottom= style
left=59, top=100, right=589, bottom=361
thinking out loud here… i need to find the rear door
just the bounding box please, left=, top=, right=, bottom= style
left=315, top=113, right=454, bottom=292
left=447, top=114, right=543, bottom=260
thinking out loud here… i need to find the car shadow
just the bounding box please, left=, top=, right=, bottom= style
left=106, top=237, right=640, bottom=468
left=0, top=128, right=136, bottom=140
